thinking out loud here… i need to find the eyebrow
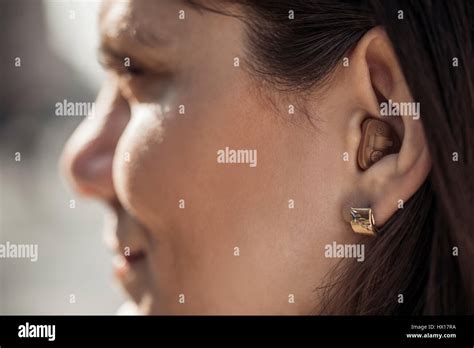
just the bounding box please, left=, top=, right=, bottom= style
left=100, top=24, right=167, bottom=54
left=98, top=26, right=170, bottom=72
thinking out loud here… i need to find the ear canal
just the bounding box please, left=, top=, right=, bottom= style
left=357, top=118, right=401, bottom=170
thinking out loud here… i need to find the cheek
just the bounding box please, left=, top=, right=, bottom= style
left=112, top=98, right=226, bottom=243
left=114, top=94, right=341, bottom=248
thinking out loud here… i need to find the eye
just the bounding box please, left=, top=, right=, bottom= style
left=98, top=53, right=147, bottom=77
left=118, top=64, right=146, bottom=77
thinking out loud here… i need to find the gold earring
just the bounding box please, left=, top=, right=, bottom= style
left=350, top=208, right=377, bottom=236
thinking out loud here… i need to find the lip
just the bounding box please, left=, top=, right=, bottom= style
left=113, top=251, right=147, bottom=279
left=103, top=204, right=149, bottom=265
left=103, top=204, right=152, bottom=304
left=113, top=250, right=150, bottom=307
left=123, top=250, right=146, bottom=263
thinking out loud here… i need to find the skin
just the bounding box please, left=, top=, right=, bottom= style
left=61, top=0, right=431, bottom=314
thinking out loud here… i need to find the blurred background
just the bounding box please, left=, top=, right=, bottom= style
left=0, top=0, right=125, bottom=314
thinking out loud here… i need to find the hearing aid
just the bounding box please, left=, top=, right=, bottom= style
left=357, top=118, right=401, bottom=170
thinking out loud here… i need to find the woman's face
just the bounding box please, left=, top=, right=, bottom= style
left=61, top=0, right=357, bottom=314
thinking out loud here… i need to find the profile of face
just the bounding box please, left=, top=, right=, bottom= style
left=61, top=0, right=431, bottom=314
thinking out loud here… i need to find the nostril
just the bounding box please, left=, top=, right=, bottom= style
left=67, top=148, right=115, bottom=199
left=72, top=152, right=113, bottom=181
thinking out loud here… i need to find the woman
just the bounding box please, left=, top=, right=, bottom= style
left=61, top=0, right=474, bottom=314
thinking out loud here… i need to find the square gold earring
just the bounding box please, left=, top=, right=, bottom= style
left=350, top=207, right=377, bottom=236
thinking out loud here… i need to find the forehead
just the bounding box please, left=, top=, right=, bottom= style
left=99, top=0, right=245, bottom=75
left=99, top=0, right=191, bottom=50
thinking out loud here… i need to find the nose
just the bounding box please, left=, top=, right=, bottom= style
left=61, top=77, right=130, bottom=202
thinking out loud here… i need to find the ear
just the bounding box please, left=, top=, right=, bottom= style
left=345, top=27, right=431, bottom=227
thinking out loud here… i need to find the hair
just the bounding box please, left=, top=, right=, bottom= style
left=190, top=0, right=474, bottom=314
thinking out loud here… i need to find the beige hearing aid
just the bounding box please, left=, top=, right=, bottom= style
left=357, top=118, right=401, bottom=170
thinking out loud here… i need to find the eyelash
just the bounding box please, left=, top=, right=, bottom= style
left=123, top=64, right=147, bottom=77
left=98, top=55, right=171, bottom=101
left=114, top=64, right=146, bottom=78
left=98, top=56, right=146, bottom=77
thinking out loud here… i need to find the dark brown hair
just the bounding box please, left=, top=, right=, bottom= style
left=191, top=0, right=474, bottom=314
